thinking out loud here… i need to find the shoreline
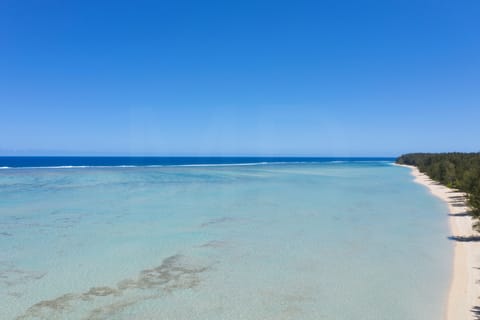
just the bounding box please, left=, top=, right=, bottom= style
left=398, top=164, right=480, bottom=320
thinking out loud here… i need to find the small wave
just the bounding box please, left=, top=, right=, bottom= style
left=176, top=162, right=270, bottom=167
left=50, top=166, right=90, bottom=169
left=0, top=165, right=93, bottom=170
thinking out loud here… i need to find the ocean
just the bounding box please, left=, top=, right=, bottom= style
left=0, top=158, right=452, bottom=319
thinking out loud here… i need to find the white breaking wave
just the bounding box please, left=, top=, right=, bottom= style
left=0, top=162, right=299, bottom=169
left=49, top=166, right=90, bottom=169
left=176, top=162, right=270, bottom=167
left=0, top=160, right=392, bottom=170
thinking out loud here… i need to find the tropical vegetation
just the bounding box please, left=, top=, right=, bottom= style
left=396, top=153, right=480, bottom=231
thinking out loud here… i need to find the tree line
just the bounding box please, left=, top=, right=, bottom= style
left=396, top=153, right=480, bottom=231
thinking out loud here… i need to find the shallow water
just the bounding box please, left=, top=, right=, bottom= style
left=0, top=162, right=452, bottom=319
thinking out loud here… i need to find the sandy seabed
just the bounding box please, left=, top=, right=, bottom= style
left=399, top=164, right=480, bottom=320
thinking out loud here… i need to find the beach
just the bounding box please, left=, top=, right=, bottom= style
left=399, top=164, right=480, bottom=320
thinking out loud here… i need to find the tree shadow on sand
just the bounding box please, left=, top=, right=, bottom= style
left=448, top=236, right=480, bottom=242
left=451, top=203, right=468, bottom=208
left=471, top=306, right=480, bottom=320
left=449, top=212, right=472, bottom=217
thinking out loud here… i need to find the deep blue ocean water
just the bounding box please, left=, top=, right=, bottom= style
left=0, top=156, right=394, bottom=168
left=0, top=158, right=451, bottom=319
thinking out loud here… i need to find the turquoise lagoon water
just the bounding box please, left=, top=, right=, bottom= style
left=0, top=161, right=452, bottom=319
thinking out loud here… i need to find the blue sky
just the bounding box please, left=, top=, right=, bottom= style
left=1, top=0, right=479, bottom=156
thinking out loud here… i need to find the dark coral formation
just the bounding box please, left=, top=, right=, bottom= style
left=200, top=216, right=235, bottom=228
left=16, top=254, right=209, bottom=320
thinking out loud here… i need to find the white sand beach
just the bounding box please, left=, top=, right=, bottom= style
left=399, top=164, right=480, bottom=320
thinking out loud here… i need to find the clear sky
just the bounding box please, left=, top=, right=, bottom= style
left=1, top=0, right=479, bottom=156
